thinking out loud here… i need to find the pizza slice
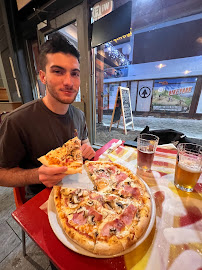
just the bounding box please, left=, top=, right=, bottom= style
left=54, top=186, right=124, bottom=255
left=53, top=186, right=107, bottom=253
left=38, top=136, right=83, bottom=174
left=94, top=202, right=138, bottom=254
left=84, top=161, right=117, bottom=191
left=85, top=161, right=137, bottom=192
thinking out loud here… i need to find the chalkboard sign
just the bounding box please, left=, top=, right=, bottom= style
left=120, top=88, right=133, bottom=125
left=109, top=87, right=134, bottom=134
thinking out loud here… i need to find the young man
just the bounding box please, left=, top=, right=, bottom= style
left=0, top=33, right=95, bottom=198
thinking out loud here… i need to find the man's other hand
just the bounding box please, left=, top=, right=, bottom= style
left=81, top=144, right=95, bottom=160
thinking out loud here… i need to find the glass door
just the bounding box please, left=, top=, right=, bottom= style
left=45, top=21, right=81, bottom=104
left=36, top=2, right=93, bottom=142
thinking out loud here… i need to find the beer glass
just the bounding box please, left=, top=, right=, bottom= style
left=137, top=134, right=159, bottom=171
left=174, top=143, right=202, bottom=192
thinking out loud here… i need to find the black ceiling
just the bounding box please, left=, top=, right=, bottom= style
left=15, top=0, right=103, bottom=38
left=13, top=0, right=87, bottom=38
left=18, top=0, right=84, bottom=22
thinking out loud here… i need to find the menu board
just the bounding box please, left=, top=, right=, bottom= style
left=120, top=88, right=133, bottom=124
left=109, top=87, right=134, bottom=134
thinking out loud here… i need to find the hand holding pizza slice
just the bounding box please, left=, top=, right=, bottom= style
left=38, top=137, right=83, bottom=174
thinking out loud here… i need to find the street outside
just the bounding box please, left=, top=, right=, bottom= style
left=95, top=114, right=202, bottom=146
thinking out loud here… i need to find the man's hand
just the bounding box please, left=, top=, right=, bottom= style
left=81, top=143, right=95, bottom=160
left=38, top=165, right=67, bottom=188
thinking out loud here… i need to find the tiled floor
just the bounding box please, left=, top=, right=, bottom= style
left=0, top=186, right=51, bottom=270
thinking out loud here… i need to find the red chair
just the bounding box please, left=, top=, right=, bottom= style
left=13, top=187, right=27, bottom=256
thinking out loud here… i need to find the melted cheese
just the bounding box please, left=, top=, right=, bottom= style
left=46, top=137, right=82, bottom=163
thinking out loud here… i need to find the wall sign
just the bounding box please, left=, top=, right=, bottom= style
left=152, top=78, right=197, bottom=112
left=136, top=80, right=153, bottom=112
left=92, top=0, right=113, bottom=22
left=139, top=87, right=151, bottom=99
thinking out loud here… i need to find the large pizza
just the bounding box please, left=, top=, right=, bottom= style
left=53, top=161, right=152, bottom=256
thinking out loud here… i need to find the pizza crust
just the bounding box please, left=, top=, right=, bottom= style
left=132, top=205, right=151, bottom=239
left=66, top=167, right=82, bottom=174
left=85, top=160, right=135, bottom=177
left=93, top=236, right=124, bottom=255
left=117, top=233, right=137, bottom=250
left=53, top=186, right=61, bottom=208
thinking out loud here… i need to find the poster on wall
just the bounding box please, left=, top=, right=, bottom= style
left=136, top=80, right=153, bottom=111
left=152, top=78, right=197, bottom=113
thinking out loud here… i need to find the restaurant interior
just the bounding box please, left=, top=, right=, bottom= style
left=0, top=0, right=202, bottom=269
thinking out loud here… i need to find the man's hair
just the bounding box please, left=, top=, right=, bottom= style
left=39, top=32, right=80, bottom=71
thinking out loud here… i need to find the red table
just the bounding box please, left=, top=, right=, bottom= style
left=12, top=139, right=126, bottom=270
left=12, top=139, right=202, bottom=270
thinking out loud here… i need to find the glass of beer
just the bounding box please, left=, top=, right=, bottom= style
left=137, top=133, right=159, bottom=171
left=174, top=143, right=202, bottom=192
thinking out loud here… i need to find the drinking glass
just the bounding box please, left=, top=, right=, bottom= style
left=174, top=143, right=202, bottom=192
left=137, top=133, right=159, bottom=171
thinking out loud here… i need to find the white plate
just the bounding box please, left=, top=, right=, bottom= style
left=48, top=169, right=156, bottom=258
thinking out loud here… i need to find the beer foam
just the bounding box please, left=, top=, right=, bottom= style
left=138, top=149, right=155, bottom=154
left=178, top=162, right=201, bottom=174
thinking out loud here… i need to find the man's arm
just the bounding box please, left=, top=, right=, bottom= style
left=0, top=166, right=67, bottom=188
left=81, top=138, right=95, bottom=160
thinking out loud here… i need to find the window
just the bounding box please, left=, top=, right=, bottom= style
left=93, top=0, right=202, bottom=146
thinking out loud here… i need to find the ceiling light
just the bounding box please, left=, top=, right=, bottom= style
left=156, top=63, right=166, bottom=69
left=184, top=70, right=191, bottom=75
left=196, top=37, right=202, bottom=44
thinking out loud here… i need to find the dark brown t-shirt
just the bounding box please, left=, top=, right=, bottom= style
left=0, top=99, right=88, bottom=197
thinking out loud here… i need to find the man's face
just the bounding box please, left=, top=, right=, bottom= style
left=40, top=52, right=80, bottom=104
